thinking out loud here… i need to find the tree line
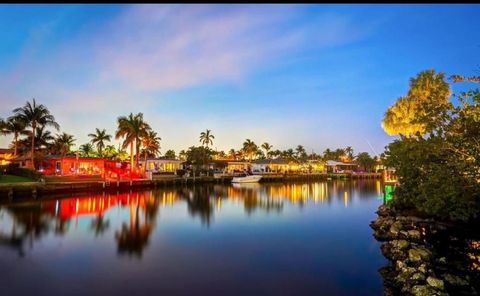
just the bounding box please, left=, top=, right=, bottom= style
left=1, top=100, right=377, bottom=171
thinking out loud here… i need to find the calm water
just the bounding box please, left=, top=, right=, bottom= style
left=0, top=180, right=386, bottom=296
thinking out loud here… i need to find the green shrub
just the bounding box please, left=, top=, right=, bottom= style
left=6, top=164, right=42, bottom=181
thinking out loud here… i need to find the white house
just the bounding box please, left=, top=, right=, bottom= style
left=139, top=158, right=185, bottom=173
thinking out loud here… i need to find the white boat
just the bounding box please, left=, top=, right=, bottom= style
left=231, top=174, right=262, bottom=183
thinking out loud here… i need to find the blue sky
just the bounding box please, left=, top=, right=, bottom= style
left=1, top=4, right=479, bottom=156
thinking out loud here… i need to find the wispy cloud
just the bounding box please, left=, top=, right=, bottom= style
left=0, top=4, right=382, bottom=149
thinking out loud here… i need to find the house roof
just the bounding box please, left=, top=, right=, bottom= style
left=0, top=148, right=13, bottom=154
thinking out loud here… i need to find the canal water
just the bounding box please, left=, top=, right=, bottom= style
left=0, top=180, right=386, bottom=296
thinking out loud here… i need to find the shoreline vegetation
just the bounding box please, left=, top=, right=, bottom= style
left=374, top=69, right=480, bottom=295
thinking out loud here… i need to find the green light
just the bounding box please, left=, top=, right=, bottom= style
left=384, top=185, right=394, bottom=203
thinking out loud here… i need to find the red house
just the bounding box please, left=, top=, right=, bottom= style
left=39, top=156, right=141, bottom=179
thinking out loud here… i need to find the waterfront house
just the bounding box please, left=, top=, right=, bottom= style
left=39, top=156, right=137, bottom=179
left=326, top=160, right=359, bottom=173
left=139, top=158, right=185, bottom=174
left=223, top=161, right=250, bottom=173
left=40, top=156, right=106, bottom=176
left=252, top=158, right=300, bottom=173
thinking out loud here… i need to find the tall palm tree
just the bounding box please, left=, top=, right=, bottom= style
left=12, top=99, right=59, bottom=168
left=88, top=128, right=111, bottom=157
left=199, top=129, right=214, bottom=148
left=141, top=130, right=161, bottom=171
left=1, top=116, right=27, bottom=157
left=261, top=143, right=273, bottom=159
left=115, top=113, right=151, bottom=168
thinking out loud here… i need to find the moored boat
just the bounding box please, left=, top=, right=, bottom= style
left=231, top=174, right=262, bottom=183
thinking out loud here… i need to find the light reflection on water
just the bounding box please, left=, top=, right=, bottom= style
left=0, top=180, right=385, bottom=296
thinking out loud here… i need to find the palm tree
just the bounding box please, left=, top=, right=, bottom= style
left=283, top=148, right=295, bottom=160
left=88, top=128, right=111, bottom=157
left=199, top=129, right=214, bottom=148
left=295, top=145, right=306, bottom=160
left=52, top=133, right=75, bottom=175
left=228, top=148, right=237, bottom=160
left=115, top=113, right=151, bottom=169
left=12, top=99, right=59, bottom=168
left=261, top=143, right=273, bottom=159
left=103, top=145, right=118, bottom=159
left=79, top=143, right=96, bottom=157
left=178, top=150, right=187, bottom=161
left=345, top=146, right=354, bottom=161
left=1, top=116, right=27, bottom=157
left=242, top=139, right=258, bottom=161
left=141, top=130, right=161, bottom=171
left=53, top=133, right=76, bottom=157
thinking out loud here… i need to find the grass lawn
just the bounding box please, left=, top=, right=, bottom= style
left=0, top=174, right=35, bottom=183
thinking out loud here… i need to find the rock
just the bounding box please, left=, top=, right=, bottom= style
left=382, top=243, right=408, bottom=261
left=377, top=204, right=392, bottom=217
left=391, top=239, right=410, bottom=250
left=418, top=264, right=427, bottom=274
left=411, top=285, right=433, bottom=296
left=390, top=221, right=403, bottom=236
left=442, top=273, right=469, bottom=286
left=399, top=230, right=409, bottom=238
left=426, top=276, right=444, bottom=290
left=409, top=247, right=432, bottom=263
left=408, top=230, right=422, bottom=240
left=411, top=272, right=426, bottom=282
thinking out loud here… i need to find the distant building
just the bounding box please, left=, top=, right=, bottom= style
left=223, top=161, right=250, bottom=173
left=139, top=158, right=185, bottom=173
left=252, top=158, right=291, bottom=173
left=325, top=160, right=358, bottom=173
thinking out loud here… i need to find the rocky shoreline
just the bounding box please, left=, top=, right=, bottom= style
left=370, top=204, right=478, bottom=296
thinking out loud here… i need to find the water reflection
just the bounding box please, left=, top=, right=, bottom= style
left=0, top=180, right=383, bottom=259
left=0, top=180, right=385, bottom=296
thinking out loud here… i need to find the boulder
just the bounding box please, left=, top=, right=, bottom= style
left=418, top=264, right=427, bottom=274
left=411, top=285, right=433, bottom=296
left=409, top=247, right=432, bottom=263
left=408, top=230, right=422, bottom=240
left=426, top=276, right=444, bottom=290
left=389, top=221, right=403, bottom=236
left=411, top=272, right=426, bottom=282
left=391, top=239, right=410, bottom=250
left=377, top=204, right=392, bottom=217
